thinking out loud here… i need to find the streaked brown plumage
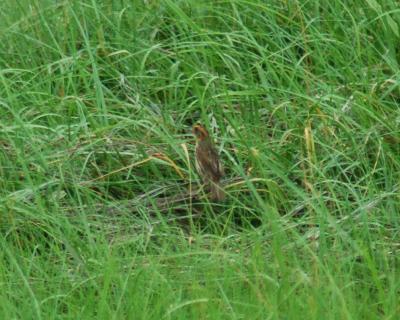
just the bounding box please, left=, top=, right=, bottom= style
left=193, top=124, right=225, bottom=201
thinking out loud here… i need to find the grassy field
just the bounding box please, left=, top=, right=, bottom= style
left=1, top=0, right=399, bottom=318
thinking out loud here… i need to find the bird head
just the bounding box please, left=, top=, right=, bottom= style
left=192, top=124, right=209, bottom=141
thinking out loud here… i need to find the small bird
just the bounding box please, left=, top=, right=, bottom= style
left=192, top=124, right=225, bottom=201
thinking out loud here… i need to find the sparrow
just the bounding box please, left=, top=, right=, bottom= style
left=192, top=124, right=225, bottom=201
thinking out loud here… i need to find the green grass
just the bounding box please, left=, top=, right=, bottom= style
left=1, top=0, right=399, bottom=318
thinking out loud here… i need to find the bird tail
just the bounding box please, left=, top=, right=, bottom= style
left=210, top=182, right=225, bottom=201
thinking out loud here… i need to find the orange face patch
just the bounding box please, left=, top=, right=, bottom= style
left=193, top=124, right=209, bottom=140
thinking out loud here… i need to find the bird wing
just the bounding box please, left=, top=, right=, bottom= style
left=199, top=145, right=223, bottom=180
